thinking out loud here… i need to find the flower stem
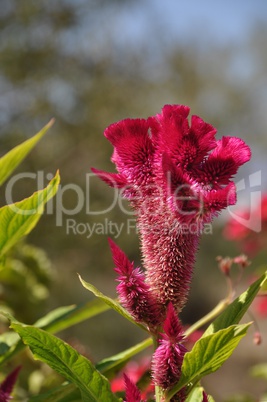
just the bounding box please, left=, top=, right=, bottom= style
left=184, top=297, right=231, bottom=337
left=153, top=335, right=163, bottom=402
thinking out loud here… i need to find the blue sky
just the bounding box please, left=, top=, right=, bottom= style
left=153, top=0, right=267, bottom=40
left=113, top=0, right=267, bottom=46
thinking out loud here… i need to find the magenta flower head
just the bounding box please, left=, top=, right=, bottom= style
left=151, top=303, right=187, bottom=399
left=93, top=105, right=251, bottom=313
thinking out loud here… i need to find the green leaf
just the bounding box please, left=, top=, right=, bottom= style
left=0, top=119, right=54, bottom=186
left=166, top=323, right=250, bottom=400
left=186, top=386, right=204, bottom=402
left=186, top=386, right=203, bottom=402
left=28, top=383, right=81, bottom=402
left=0, top=300, right=109, bottom=367
left=10, top=322, right=120, bottom=402
left=35, top=299, right=110, bottom=334
left=0, top=330, right=24, bottom=366
left=186, top=386, right=215, bottom=402
left=0, top=171, right=60, bottom=257
left=204, top=272, right=267, bottom=337
left=96, top=337, right=152, bottom=376
left=79, top=275, right=146, bottom=331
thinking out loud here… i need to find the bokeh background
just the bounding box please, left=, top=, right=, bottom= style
left=1, top=1, right=267, bottom=400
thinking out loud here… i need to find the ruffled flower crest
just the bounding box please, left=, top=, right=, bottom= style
left=93, top=105, right=251, bottom=312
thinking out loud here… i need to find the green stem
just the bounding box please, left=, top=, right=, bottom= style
left=153, top=335, right=163, bottom=402
left=184, top=297, right=230, bottom=338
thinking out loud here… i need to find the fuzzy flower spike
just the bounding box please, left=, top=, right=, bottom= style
left=151, top=303, right=187, bottom=400
left=109, top=238, right=162, bottom=329
left=123, top=374, right=145, bottom=402
left=93, top=105, right=251, bottom=313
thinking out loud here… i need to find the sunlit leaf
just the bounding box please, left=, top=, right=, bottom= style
left=0, top=119, right=54, bottom=186
left=186, top=386, right=215, bottom=402
left=0, top=331, right=24, bottom=366
left=0, top=299, right=109, bottom=367
left=166, top=323, right=250, bottom=400
left=204, top=272, right=267, bottom=337
left=0, top=171, right=60, bottom=257
left=10, top=322, right=120, bottom=402
left=79, top=275, right=146, bottom=331
left=186, top=386, right=203, bottom=401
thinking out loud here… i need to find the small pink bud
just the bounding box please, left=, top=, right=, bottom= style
left=233, top=254, right=250, bottom=269
left=216, top=256, right=233, bottom=276
left=253, top=331, right=262, bottom=345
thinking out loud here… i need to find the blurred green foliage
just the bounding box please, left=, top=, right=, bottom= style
left=0, top=242, right=52, bottom=323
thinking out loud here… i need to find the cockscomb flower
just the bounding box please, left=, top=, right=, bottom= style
left=151, top=304, right=187, bottom=399
left=93, top=104, right=251, bottom=313
left=109, top=238, right=162, bottom=328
